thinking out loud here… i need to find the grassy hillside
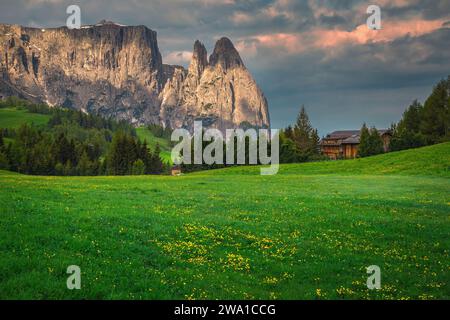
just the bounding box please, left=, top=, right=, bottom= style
left=135, top=127, right=171, bottom=150
left=0, top=107, right=172, bottom=164
left=204, top=142, right=450, bottom=178
left=0, top=107, right=50, bottom=128
left=135, top=127, right=172, bottom=164
left=0, top=143, right=448, bottom=299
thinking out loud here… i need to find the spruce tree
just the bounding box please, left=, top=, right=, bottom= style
left=107, top=131, right=141, bottom=175
left=291, top=106, right=320, bottom=160
left=293, top=106, right=313, bottom=154
left=150, top=143, right=164, bottom=174
left=77, top=151, right=91, bottom=176
left=284, top=126, right=294, bottom=140
left=398, top=100, right=423, bottom=133
left=358, top=123, right=371, bottom=157
left=0, top=151, right=9, bottom=170
left=369, top=127, right=384, bottom=155
left=279, top=134, right=299, bottom=163
left=140, top=140, right=152, bottom=174
left=310, top=129, right=320, bottom=156
left=107, top=131, right=125, bottom=175
left=420, top=78, right=450, bottom=143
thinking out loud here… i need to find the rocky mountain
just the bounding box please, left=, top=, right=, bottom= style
left=0, top=21, right=270, bottom=131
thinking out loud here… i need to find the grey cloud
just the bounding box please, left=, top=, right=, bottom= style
left=318, top=14, right=347, bottom=28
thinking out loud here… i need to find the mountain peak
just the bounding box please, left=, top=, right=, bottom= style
left=188, top=40, right=208, bottom=78
left=209, top=37, right=243, bottom=70
left=0, top=24, right=269, bottom=131
left=193, top=40, right=208, bottom=66
left=95, top=20, right=127, bottom=26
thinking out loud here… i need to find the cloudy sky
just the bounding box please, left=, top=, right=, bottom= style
left=1, top=0, right=449, bottom=135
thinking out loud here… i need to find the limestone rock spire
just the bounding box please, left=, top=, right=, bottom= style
left=209, top=37, right=243, bottom=70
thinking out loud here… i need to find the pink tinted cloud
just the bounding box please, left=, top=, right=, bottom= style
left=314, top=19, right=447, bottom=48
left=244, top=18, right=448, bottom=55
left=230, top=11, right=253, bottom=25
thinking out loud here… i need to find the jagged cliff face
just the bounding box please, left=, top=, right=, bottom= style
left=0, top=22, right=270, bottom=130
left=159, top=38, right=270, bottom=131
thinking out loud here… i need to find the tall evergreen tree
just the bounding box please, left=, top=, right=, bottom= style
left=291, top=105, right=320, bottom=160
left=77, top=151, right=92, bottom=176
left=368, top=127, right=384, bottom=155
left=53, top=133, right=76, bottom=166
left=398, top=100, right=423, bottom=133
left=25, top=137, right=54, bottom=175
left=359, top=125, right=384, bottom=157
left=279, top=133, right=299, bottom=163
left=107, top=131, right=141, bottom=175
left=358, top=123, right=371, bottom=157
left=293, top=106, right=313, bottom=152
left=391, top=77, right=450, bottom=151
left=390, top=101, right=426, bottom=151
left=140, top=140, right=153, bottom=174
left=107, top=131, right=126, bottom=175
left=284, top=125, right=294, bottom=140
left=420, top=77, right=450, bottom=143
left=4, top=141, right=24, bottom=172
left=150, top=143, right=164, bottom=174
left=0, top=151, right=9, bottom=170
left=310, top=129, right=320, bottom=156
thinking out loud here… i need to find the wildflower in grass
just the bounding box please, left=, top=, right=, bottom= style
left=187, top=256, right=208, bottom=265
left=315, top=288, right=326, bottom=299
left=222, top=253, right=250, bottom=272
left=282, top=272, right=294, bottom=280
left=258, top=238, right=274, bottom=250
left=336, top=286, right=355, bottom=298
left=269, top=292, right=278, bottom=299
left=160, top=240, right=208, bottom=263
left=185, top=288, right=208, bottom=300
left=289, top=230, right=301, bottom=239
left=243, top=292, right=256, bottom=299
left=418, top=293, right=434, bottom=300
left=263, top=277, right=279, bottom=285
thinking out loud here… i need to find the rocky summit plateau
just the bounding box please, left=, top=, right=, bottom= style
left=0, top=21, right=270, bottom=131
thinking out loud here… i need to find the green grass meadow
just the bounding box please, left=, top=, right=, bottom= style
left=0, top=108, right=50, bottom=128
left=0, top=143, right=449, bottom=299
left=135, top=127, right=172, bottom=164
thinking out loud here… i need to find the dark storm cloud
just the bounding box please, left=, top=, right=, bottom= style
left=382, top=0, right=450, bottom=20
left=0, top=0, right=449, bottom=134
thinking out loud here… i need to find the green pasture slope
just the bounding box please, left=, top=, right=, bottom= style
left=135, top=127, right=172, bottom=164
left=0, top=107, right=50, bottom=128
left=0, top=107, right=172, bottom=163
left=0, top=142, right=449, bottom=299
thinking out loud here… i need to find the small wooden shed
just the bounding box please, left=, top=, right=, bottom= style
left=171, top=165, right=181, bottom=176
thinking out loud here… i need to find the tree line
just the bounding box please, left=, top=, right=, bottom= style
left=177, top=105, right=323, bottom=173
left=279, top=106, right=323, bottom=163
left=2, top=75, right=446, bottom=175
left=358, top=124, right=385, bottom=157
left=390, top=76, right=449, bottom=151
left=341, top=76, right=449, bottom=158
left=0, top=98, right=166, bottom=176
